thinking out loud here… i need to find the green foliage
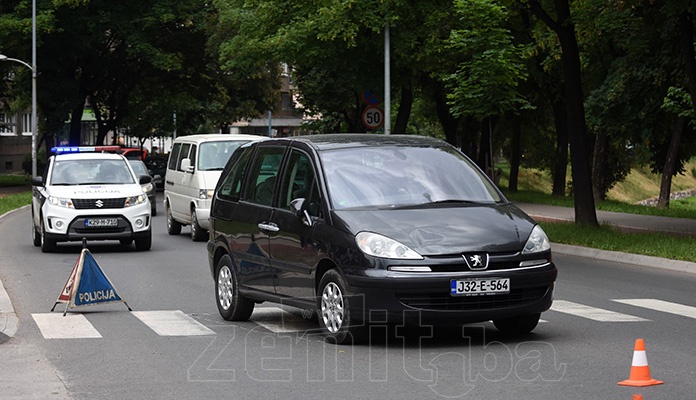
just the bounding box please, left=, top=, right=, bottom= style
left=0, top=191, right=31, bottom=216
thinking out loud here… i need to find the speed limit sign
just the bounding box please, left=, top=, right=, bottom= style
left=362, top=106, right=384, bottom=130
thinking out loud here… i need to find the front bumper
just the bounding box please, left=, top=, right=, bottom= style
left=342, top=263, right=557, bottom=325
left=42, top=203, right=151, bottom=243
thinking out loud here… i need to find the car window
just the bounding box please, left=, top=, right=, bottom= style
left=190, top=145, right=197, bottom=170
left=218, top=146, right=254, bottom=200
left=168, top=143, right=181, bottom=170
left=176, top=144, right=191, bottom=172
left=321, top=145, right=503, bottom=209
left=279, top=149, right=322, bottom=217
left=198, top=141, right=247, bottom=171
left=245, top=146, right=285, bottom=206
left=128, top=161, right=148, bottom=177
left=51, top=159, right=135, bottom=185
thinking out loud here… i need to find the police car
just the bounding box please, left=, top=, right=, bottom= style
left=31, top=146, right=153, bottom=252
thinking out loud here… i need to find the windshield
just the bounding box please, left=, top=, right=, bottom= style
left=129, top=161, right=148, bottom=177
left=321, top=145, right=504, bottom=209
left=198, top=141, right=247, bottom=171
left=50, top=159, right=136, bottom=185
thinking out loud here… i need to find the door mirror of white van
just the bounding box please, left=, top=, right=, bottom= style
left=180, top=158, right=194, bottom=173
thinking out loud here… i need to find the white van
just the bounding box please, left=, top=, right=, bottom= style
left=164, top=134, right=266, bottom=241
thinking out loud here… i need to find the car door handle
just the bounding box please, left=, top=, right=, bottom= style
left=258, top=222, right=279, bottom=232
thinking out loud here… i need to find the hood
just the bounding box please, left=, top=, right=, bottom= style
left=197, top=170, right=223, bottom=190
left=332, top=203, right=537, bottom=255
left=48, top=184, right=142, bottom=198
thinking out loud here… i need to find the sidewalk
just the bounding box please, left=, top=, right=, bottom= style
left=515, top=202, right=696, bottom=275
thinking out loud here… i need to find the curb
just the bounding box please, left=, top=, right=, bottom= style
left=552, top=243, right=696, bottom=275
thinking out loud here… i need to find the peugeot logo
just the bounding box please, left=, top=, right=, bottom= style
left=95, top=199, right=104, bottom=208
left=463, top=253, right=489, bottom=270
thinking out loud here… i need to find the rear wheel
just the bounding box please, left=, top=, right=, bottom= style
left=166, top=202, right=181, bottom=235
left=493, top=313, right=541, bottom=336
left=317, top=270, right=366, bottom=344
left=190, top=208, right=207, bottom=242
left=135, top=230, right=152, bottom=251
left=215, top=255, right=254, bottom=321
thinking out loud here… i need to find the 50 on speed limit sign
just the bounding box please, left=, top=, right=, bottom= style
left=362, top=106, right=384, bottom=129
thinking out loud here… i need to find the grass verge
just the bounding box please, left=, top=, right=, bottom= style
left=0, top=191, right=31, bottom=216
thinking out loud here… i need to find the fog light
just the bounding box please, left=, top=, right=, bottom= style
left=55, top=221, right=64, bottom=228
left=135, top=218, right=144, bottom=228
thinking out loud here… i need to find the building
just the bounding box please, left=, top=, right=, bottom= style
left=0, top=106, right=33, bottom=173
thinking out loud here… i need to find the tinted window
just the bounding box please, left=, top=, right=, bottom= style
left=279, top=149, right=322, bottom=217
left=218, top=146, right=254, bottom=200
left=320, top=145, right=503, bottom=209
left=190, top=145, right=197, bottom=170
left=246, top=146, right=285, bottom=206
left=168, top=144, right=181, bottom=170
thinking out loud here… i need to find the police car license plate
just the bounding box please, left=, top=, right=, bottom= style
left=85, top=218, right=118, bottom=227
left=450, top=278, right=510, bottom=296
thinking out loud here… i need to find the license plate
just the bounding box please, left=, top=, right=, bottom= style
left=450, top=278, right=510, bottom=296
left=85, top=218, right=118, bottom=227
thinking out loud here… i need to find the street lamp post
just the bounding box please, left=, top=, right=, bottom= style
left=0, top=54, right=37, bottom=177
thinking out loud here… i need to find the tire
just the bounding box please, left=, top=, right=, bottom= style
left=32, top=214, right=41, bottom=247
left=190, top=208, right=207, bottom=242
left=120, top=238, right=133, bottom=245
left=215, top=254, right=254, bottom=321
left=151, top=202, right=157, bottom=216
left=166, top=202, right=181, bottom=235
left=135, top=230, right=152, bottom=251
left=493, top=313, right=541, bottom=336
left=40, top=219, right=56, bottom=253
left=317, top=270, right=366, bottom=344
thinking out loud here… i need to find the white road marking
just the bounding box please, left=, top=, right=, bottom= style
left=550, top=300, right=648, bottom=322
left=32, top=313, right=102, bottom=339
left=613, top=299, right=696, bottom=319
left=132, top=310, right=215, bottom=336
left=251, top=307, right=318, bottom=333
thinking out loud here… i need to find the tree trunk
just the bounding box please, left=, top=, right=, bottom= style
left=527, top=0, right=598, bottom=226
left=432, top=81, right=459, bottom=147
left=591, top=129, right=607, bottom=202
left=69, top=103, right=84, bottom=146
left=393, top=83, right=413, bottom=134
left=657, top=117, right=684, bottom=209
left=509, top=116, right=522, bottom=193
left=550, top=97, right=568, bottom=197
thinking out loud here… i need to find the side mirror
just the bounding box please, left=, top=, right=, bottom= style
left=31, top=176, right=43, bottom=187
left=139, top=175, right=153, bottom=184
left=180, top=158, right=194, bottom=173
left=290, top=198, right=313, bottom=227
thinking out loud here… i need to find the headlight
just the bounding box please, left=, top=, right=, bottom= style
left=48, top=196, right=74, bottom=208
left=522, top=225, right=551, bottom=254
left=355, top=232, right=423, bottom=259
left=199, top=189, right=214, bottom=199
left=124, top=194, right=146, bottom=207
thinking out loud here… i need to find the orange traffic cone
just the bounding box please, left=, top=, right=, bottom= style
left=618, top=339, right=664, bottom=387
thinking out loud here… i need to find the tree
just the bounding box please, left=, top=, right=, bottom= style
left=525, top=0, right=598, bottom=226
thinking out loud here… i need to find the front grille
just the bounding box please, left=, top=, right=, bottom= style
left=72, top=198, right=126, bottom=209
left=396, top=286, right=550, bottom=311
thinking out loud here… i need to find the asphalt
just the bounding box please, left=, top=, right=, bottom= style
left=1, top=194, right=696, bottom=343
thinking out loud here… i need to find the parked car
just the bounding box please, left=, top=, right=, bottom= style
left=128, top=159, right=157, bottom=216
left=143, top=155, right=167, bottom=190
left=164, top=134, right=266, bottom=241
left=206, top=134, right=558, bottom=344
left=31, top=147, right=152, bottom=252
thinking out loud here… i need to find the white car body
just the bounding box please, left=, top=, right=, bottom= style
left=31, top=151, right=152, bottom=252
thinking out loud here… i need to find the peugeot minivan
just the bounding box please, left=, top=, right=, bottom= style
left=164, top=134, right=266, bottom=241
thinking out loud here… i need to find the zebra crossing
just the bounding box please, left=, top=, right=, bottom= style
left=29, top=299, right=696, bottom=340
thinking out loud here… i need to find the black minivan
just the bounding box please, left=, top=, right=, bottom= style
left=207, top=134, right=557, bottom=344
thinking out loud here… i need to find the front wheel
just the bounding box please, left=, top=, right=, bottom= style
left=215, top=255, right=254, bottom=321
left=40, top=219, right=56, bottom=253
left=166, top=203, right=181, bottom=235
left=135, top=230, right=152, bottom=251
left=493, top=313, right=541, bottom=336
left=317, top=270, right=366, bottom=344
left=190, top=208, right=207, bottom=242
left=32, top=214, right=41, bottom=247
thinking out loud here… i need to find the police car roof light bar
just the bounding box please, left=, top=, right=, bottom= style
left=51, top=145, right=122, bottom=154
